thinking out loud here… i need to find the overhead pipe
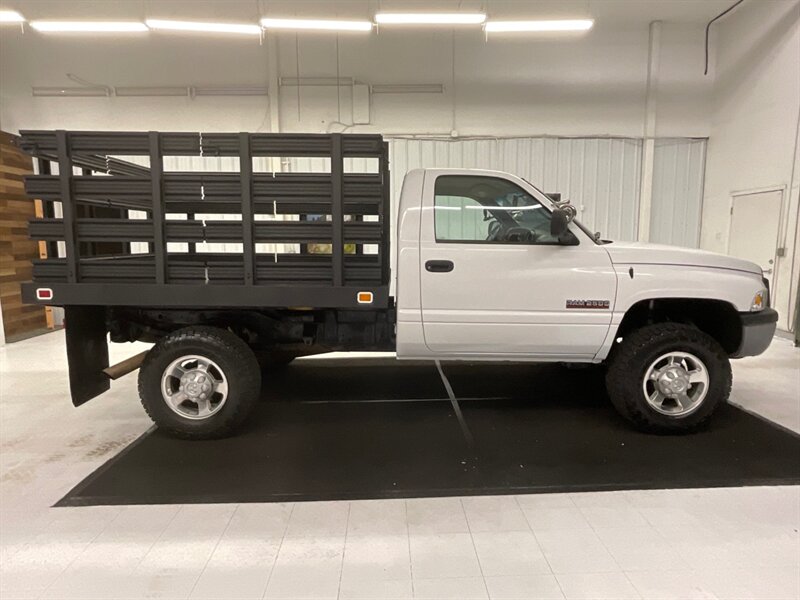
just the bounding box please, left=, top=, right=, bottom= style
left=704, top=0, right=747, bottom=75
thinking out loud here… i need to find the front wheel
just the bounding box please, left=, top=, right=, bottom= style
left=605, top=323, right=732, bottom=433
left=138, top=326, right=261, bottom=440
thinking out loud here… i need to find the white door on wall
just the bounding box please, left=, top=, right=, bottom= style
left=728, top=190, right=782, bottom=285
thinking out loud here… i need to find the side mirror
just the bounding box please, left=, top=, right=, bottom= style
left=550, top=209, right=579, bottom=245
left=551, top=208, right=570, bottom=238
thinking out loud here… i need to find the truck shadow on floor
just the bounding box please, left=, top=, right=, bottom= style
left=261, top=357, right=610, bottom=408
left=57, top=357, right=800, bottom=506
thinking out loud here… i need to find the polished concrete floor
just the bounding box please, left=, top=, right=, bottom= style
left=1, top=331, right=798, bottom=600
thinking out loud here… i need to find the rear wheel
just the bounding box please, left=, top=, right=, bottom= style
left=605, top=323, right=732, bottom=433
left=138, top=326, right=260, bottom=439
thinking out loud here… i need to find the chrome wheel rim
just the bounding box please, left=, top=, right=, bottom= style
left=160, top=355, right=228, bottom=420
left=642, top=351, right=709, bottom=417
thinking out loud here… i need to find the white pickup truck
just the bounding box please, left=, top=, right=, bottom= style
left=20, top=131, right=778, bottom=439
left=394, top=168, right=776, bottom=433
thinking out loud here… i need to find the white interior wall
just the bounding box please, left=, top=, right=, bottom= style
left=274, top=23, right=711, bottom=137
left=701, top=0, right=800, bottom=331
left=650, top=138, right=707, bottom=248
left=0, top=11, right=714, bottom=258
left=0, top=20, right=712, bottom=138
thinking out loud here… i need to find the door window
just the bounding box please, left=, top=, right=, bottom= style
left=434, top=175, right=559, bottom=244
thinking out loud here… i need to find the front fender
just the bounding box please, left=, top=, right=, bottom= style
left=612, top=264, right=764, bottom=314
left=594, top=264, right=766, bottom=361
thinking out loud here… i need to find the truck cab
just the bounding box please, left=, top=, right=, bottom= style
left=395, top=168, right=774, bottom=361
left=396, top=168, right=617, bottom=360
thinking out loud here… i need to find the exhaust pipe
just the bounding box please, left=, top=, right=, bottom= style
left=102, top=350, right=148, bottom=380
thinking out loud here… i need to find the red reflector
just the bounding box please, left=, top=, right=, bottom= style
left=36, top=288, right=53, bottom=301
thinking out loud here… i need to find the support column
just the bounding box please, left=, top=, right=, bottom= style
left=637, top=20, right=662, bottom=242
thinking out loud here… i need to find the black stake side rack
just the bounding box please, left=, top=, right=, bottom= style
left=17, top=130, right=391, bottom=310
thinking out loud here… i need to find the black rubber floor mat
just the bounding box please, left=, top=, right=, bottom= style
left=57, top=358, right=800, bottom=506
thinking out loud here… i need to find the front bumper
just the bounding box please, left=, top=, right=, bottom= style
left=732, top=308, right=778, bottom=358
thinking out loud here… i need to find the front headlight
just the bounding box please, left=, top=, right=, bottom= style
left=751, top=289, right=767, bottom=312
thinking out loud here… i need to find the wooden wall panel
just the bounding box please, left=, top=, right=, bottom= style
left=0, top=130, right=49, bottom=341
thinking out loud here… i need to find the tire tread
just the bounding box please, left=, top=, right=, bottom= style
left=138, top=326, right=260, bottom=440
left=606, top=322, right=732, bottom=433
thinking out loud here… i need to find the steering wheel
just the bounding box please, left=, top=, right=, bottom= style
left=503, top=226, right=538, bottom=243
left=487, top=221, right=538, bottom=243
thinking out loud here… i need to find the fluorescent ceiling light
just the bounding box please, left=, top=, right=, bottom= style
left=30, top=21, right=148, bottom=32
left=375, top=13, right=486, bottom=25
left=484, top=19, right=594, bottom=33
left=260, top=18, right=372, bottom=32
left=145, top=19, right=261, bottom=35
left=0, top=10, right=25, bottom=23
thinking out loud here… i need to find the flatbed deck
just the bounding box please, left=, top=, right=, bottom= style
left=18, top=130, right=391, bottom=309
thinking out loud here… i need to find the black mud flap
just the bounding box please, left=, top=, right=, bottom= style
left=65, top=306, right=110, bottom=406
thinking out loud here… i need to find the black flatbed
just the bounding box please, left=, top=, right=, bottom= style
left=18, top=130, right=391, bottom=310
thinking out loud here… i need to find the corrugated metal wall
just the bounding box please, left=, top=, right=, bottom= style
left=650, top=138, right=707, bottom=248
left=389, top=137, right=645, bottom=241
left=127, top=136, right=706, bottom=254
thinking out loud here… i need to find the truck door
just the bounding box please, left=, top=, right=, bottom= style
left=419, top=171, right=616, bottom=358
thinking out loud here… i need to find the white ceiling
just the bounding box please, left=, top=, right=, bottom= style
left=3, top=0, right=740, bottom=27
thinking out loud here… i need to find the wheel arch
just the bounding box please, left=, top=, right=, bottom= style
left=612, top=297, right=742, bottom=356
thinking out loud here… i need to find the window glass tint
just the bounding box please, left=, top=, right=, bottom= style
left=434, top=175, right=557, bottom=244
